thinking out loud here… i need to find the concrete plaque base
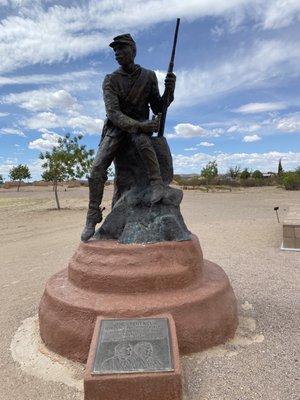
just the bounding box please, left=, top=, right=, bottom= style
left=282, top=207, right=300, bottom=250
left=84, top=315, right=182, bottom=400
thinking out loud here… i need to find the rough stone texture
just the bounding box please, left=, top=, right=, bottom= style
left=84, top=314, right=182, bottom=400
left=93, top=136, right=191, bottom=244
left=39, top=235, right=238, bottom=363
left=94, top=185, right=190, bottom=244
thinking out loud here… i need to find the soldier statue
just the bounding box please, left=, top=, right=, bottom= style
left=81, top=33, right=176, bottom=242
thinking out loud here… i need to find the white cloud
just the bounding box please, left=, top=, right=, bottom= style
left=0, top=8, right=107, bottom=74
left=167, top=111, right=299, bottom=144
left=214, top=112, right=300, bottom=139
left=262, top=0, right=300, bottom=30
left=2, top=89, right=78, bottom=112
left=0, top=1, right=299, bottom=74
left=198, top=141, right=215, bottom=147
left=227, top=125, right=238, bottom=133
left=210, top=25, right=225, bottom=39
left=184, top=147, right=198, bottom=151
left=172, top=151, right=300, bottom=174
left=0, top=157, right=43, bottom=180
left=167, top=123, right=222, bottom=139
left=28, top=132, right=62, bottom=151
left=234, top=102, right=287, bottom=114
left=24, top=112, right=63, bottom=130
left=67, top=115, right=104, bottom=135
left=243, top=134, right=261, bottom=142
left=227, top=123, right=261, bottom=134
left=23, top=111, right=104, bottom=135
left=0, top=127, right=25, bottom=137
left=276, top=113, right=300, bottom=132
left=169, top=123, right=206, bottom=139
left=0, top=69, right=99, bottom=88
left=0, top=161, right=16, bottom=177
left=169, top=40, right=300, bottom=108
left=0, top=0, right=40, bottom=6
left=0, top=112, right=9, bottom=117
left=243, top=124, right=261, bottom=132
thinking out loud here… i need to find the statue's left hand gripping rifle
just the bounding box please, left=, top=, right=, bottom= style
left=158, top=18, right=180, bottom=138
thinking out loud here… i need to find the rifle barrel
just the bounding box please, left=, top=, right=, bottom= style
left=158, top=18, right=180, bottom=137
left=168, top=18, right=180, bottom=73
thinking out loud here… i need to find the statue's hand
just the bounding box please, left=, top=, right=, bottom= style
left=138, top=114, right=161, bottom=133
left=165, top=72, right=176, bottom=93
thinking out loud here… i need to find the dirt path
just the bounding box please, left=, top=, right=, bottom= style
left=0, top=186, right=299, bottom=399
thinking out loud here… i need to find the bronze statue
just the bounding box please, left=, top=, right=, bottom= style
left=81, top=33, right=176, bottom=241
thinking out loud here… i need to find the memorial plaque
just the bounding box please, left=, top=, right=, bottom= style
left=92, top=317, right=174, bottom=375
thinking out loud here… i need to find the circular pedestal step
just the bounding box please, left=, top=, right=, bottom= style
left=39, top=235, right=238, bottom=362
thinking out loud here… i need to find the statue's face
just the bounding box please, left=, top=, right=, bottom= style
left=134, top=342, right=153, bottom=358
left=114, top=43, right=135, bottom=66
left=115, top=343, right=132, bottom=358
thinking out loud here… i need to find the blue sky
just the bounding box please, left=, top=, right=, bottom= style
left=0, top=0, right=299, bottom=180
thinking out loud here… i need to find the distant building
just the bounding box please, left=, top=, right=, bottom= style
left=262, top=172, right=276, bottom=178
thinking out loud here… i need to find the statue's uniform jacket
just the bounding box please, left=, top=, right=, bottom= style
left=91, top=64, right=173, bottom=182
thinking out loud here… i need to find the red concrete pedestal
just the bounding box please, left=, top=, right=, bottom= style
left=84, top=314, right=182, bottom=400
left=39, top=234, right=238, bottom=362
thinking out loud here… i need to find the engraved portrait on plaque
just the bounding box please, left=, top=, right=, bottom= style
left=92, top=318, right=174, bottom=374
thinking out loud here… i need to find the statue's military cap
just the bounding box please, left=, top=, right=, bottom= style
left=109, top=33, right=136, bottom=49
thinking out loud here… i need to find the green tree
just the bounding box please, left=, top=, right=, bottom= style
left=9, top=164, right=31, bottom=191
left=201, top=160, right=218, bottom=183
left=278, top=159, right=284, bottom=176
left=240, top=168, right=251, bottom=180
left=281, top=166, right=300, bottom=190
left=40, top=133, right=95, bottom=209
left=0, top=174, right=3, bottom=185
left=252, top=170, right=263, bottom=179
left=41, top=169, right=57, bottom=191
left=228, top=165, right=241, bottom=179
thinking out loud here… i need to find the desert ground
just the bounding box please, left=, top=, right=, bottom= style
left=0, top=185, right=299, bottom=400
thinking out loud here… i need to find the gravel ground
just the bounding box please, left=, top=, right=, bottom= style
left=0, top=185, right=299, bottom=400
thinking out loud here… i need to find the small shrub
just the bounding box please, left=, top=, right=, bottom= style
left=227, top=166, right=241, bottom=179
left=67, top=180, right=81, bottom=188
left=201, top=161, right=218, bottom=182
left=282, top=169, right=300, bottom=190
left=33, top=180, right=51, bottom=186
left=240, top=168, right=251, bottom=180
left=212, top=177, right=240, bottom=187
left=252, top=170, right=263, bottom=179
left=241, top=178, right=257, bottom=187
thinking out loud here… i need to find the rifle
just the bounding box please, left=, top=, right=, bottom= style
left=157, top=18, right=180, bottom=137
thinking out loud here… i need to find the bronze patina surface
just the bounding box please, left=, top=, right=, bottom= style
left=80, top=31, right=185, bottom=244
left=92, top=318, right=173, bottom=375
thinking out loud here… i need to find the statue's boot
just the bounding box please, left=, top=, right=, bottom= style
left=150, top=179, right=164, bottom=204
left=81, top=178, right=104, bottom=242
left=134, top=135, right=165, bottom=204
left=133, top=133, right=165, bottom=204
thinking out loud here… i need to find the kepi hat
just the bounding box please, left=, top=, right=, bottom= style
left=109, top=33, right=136, bottom=49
